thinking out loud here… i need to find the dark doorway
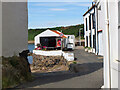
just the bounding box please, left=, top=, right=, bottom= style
left=90, top=35, right=91, bottom=47
left=40, top=37, right=56, bottom=47
left=86, top=36, right=88, bottom=47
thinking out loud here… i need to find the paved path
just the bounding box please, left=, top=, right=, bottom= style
left=18, top=46, right=103, bottom=88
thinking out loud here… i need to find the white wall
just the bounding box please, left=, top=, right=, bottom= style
left=97, top=1, right=105, bottom=56
left=0, top=1, right=2, bottom=89
left=33, top=50, right=62, bottom=56
left=98, top=32, right=103, bottom=55
left=83, top=17, right=87, bottom=46
left=2, top=2, right=28, bottom=57
left=95, top=0, right=109, bottom=86
left=118, top=2, right=120, bottom=88
left=93, top=0, right=120, bottom=88
left=35, top=36, right=40, bottom=48
left=0, top=1, right=2, bottom=57
left=118, top=4, right=120, bottom=86
left=100, top=0, right=119, bottom=88
left=108, top=1, right=119, bottom=88
left=98, top=1, right=105, bottom=31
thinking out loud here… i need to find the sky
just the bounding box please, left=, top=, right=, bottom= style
left=28, top=1, right=93, bottom=29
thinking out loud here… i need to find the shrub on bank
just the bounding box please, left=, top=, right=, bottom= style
left=2, top=56, right=32, bottom=88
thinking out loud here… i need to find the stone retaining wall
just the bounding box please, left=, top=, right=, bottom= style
left=31, top=54, right=68, bottom=72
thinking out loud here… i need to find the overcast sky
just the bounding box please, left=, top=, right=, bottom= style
left=28, top=1, right=93, bottom=29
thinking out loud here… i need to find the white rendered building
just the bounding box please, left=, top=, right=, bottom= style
left=83, top=4, right=104, bottom=55
left=93, top=0, right=120, bottom=89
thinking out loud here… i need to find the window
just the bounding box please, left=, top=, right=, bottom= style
left=89, top=14, right=91, bottom=30
left=86, top=18, right=88, bottom=31
left=68, top=36, right=70, bottom=39
left=93, top=35, right=96, bottom=48
left=90, top=35, right=91, bottom=47
left=86, top=36, right=88, bottom=47
left=40, top=37, right=56, bottom=47
left=92, top=13, right=96, bottom=29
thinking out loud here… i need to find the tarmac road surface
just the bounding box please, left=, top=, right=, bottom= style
left=17, top=46, right=103, bottom=89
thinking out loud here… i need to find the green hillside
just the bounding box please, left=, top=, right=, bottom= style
left=28, top=24, right=84, bottom=41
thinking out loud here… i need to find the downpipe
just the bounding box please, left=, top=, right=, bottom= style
left=105, top=0, right=111, bottom=89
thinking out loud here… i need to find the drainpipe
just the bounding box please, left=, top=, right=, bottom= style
left=105, top=0, right=111, bottom=88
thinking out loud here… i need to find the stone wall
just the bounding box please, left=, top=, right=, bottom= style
left=31, top=54, right=68, bottom=72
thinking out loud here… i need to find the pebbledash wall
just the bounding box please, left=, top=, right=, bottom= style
left=94, top=0, right=120, bottom=88
left=1, top=1, right=28, bottom=57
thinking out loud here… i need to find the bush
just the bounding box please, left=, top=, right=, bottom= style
left=73, top=61, right=77, bottom=64
left=84, top=47, right=92, bottom=50
left=84, top=46, right=88, bottom=49
left=88, top=47, right=92, bottom=50
left=2, top=56, right=32, bottom=88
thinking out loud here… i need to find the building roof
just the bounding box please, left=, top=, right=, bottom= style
left=35, top=29, right=67, bottom=38
left=83, top=4, right=96, bottom=16
left=51, top=30, right=67, bottom=38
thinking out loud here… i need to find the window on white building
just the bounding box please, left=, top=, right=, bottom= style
left=86, top=18, right=88, bottom=31
left=90, top=35, right=92, bottom=47
left=93, top=35, right=96, bottom=48
left=89, top=14, right=91, bottom=30
left=86, top=36, right=88, bottom=47
left=92, top=13, right=96, bottom=29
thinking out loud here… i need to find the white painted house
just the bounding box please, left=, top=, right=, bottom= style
left=92, top=0, right=120, bottom=89
left=34, top=29, right=75, bottom=50
left=0, top=1, right=28, bottom=57
left=34, top=29, right=75, bottom=61
left=34, top=29, right=67, bottom=49
left=83, top=4, right=103, bottom=55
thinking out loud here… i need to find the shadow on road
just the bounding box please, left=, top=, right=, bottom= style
left=17, top=62, right=103, bottom=88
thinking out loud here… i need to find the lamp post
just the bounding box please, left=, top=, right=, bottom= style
left=79, top=28, right=82, bottom=46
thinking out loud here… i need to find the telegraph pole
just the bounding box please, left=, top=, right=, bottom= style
left=79, top=28, right=82, bottom=46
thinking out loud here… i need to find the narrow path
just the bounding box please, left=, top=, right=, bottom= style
left=17, top=46, right=103, bottom=88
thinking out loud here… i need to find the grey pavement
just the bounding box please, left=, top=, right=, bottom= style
left=17, top=46, right=103, bottom=89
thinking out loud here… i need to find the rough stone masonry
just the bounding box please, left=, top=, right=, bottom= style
left=31, top=54, right=68, bottom=72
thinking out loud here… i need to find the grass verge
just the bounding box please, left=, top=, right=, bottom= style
left=2, top=56, right=32, bottom=88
